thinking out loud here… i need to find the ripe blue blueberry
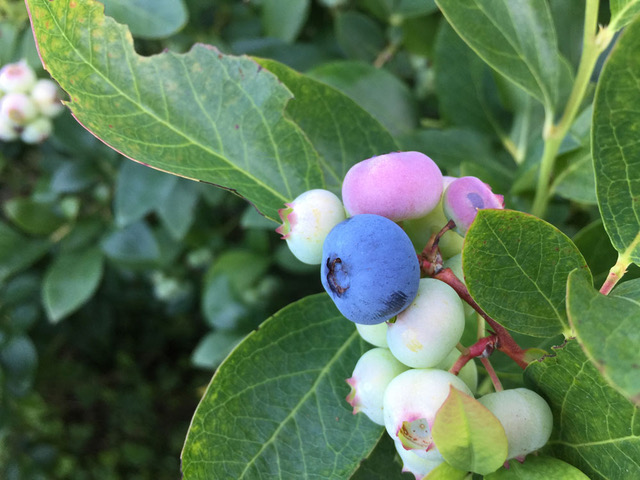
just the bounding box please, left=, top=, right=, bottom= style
left=321, top=214, right=420, bottom=325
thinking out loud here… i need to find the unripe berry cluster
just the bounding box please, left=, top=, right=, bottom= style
left=276, top=152, right=551, bottom=477
left=0, top=60, right=64, bottom=144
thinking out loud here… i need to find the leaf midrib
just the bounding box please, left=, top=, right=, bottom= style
left=39, top=0, right=292, bottom=205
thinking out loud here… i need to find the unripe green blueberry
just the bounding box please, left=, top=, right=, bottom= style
left=0, top=60, right=37, bottom=93
left=386, top=278, right=465, bottom=368
left=20, top=117, right=52, bottom=144
left=31, top=79, right=64, bottom=117
left=342, top=151, right=443, bottom=221
left=478, top=388, right=553, bottom=460
left=0, top=114, right=19, bottom=141
left=0, top=92, right=38, bottom=126
left=346, top=348, right=409, bottom=425
left=355, top=322, right=388, bottom=348
left=383, top=369, right=472, bottom=451
left=276, top=189, right=346, bottom=265
left=393, top=438, right=444, bottom=480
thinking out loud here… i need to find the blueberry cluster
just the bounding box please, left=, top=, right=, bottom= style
left=277, top=151, right=551, bottom=477
left=0, top=60, right=64, bottom=144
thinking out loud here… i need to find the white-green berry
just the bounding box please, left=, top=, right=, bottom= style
left=31, top=79, right=64, bottom=117
left=0, top=60, right=37, bottom=93
left=0, top=114, right=19, bottom=141
left=20, top=117, right=53, bottom=144
left=355, top=322, right=388, bottom=348
left=0, top=92, right=38, bottom=126
left=276, top=189, right=346, bottom=264
left=478, top=388, right=553, bottom=460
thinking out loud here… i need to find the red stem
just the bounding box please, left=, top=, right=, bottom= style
left=480, top=358, right=503, bottom=392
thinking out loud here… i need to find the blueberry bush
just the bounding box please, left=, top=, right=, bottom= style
left=3, top=0, right=640, bottom=478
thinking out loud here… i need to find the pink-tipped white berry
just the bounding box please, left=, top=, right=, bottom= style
left=386, top=278, right=465, bottom=368
left=345, top=348, right=408, bottom=425
left=0, top=60, right=37, bottom=93
left=31, top=79, right=64, bottom=117
left=393, top=438, right=444, bottom=480
left=383, top=369, right=472, bottom=452
left=0, top=92, right=38, bottom=126
left=478, top=388, right=553, bottom=460
left=20, top=117, right=53, bottom=144
left=0, top=114, right=19, bottom=141
left=341, top=151, right=443, bottom=221
left=276, top=189, right=346, bottom=265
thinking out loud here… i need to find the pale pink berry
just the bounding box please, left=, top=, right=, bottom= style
left=0, top=60, right=37, bottom=93
left=383, top=369, right=472, bottom=452
left=276, top=189, right=346, bottom=265
left=31, top=79, right=64, bottom=117
left=345, top=348, right=408, bottom=425
left=443, top=176, right=504, bottom=235
left=341, top=151, right=443, bottom=221
left=20, top=117, right=52, bottom=144
left=0, top=92, right=38, bottom=126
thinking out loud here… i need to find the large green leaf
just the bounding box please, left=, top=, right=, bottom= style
left=485, top=455, right=589, bottom=479
left=463, top=210, right=591, bottom=337
left=609, top=0, right=640, bottom=31
left=181, top=294, right=382, bottom=479
left=260, top=59, right=398, bottom=188
left=0, top=221, right=50, bottom=284
left=567, top=269, right=640, bottom=405
left=433, top=21, right=508, bottom=139
left=435, top=0, right=566, bottom=112
left=525, top=340, right=640, bottom=480
left=592, top=15, right=640, bottom=266
left=26, top=0, right=322, bottom=222
left=101, top=0, right=187, bottom=39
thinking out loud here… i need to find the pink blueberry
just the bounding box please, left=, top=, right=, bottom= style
left=342, top=151, right=443, bottom=221
left=442, top=176, right=504, bottom=235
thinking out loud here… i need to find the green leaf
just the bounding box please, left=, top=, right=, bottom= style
left=42, top=247, right=104, bottom=322
left=485, top=455, right=589, bottom=479
left=0, top=221, right=50, bottom=284
left=100, top=221, right=160, bottom=266
left=613, top=277, right=640, bottom=301
left=573, top=220, right=620, bottom=287
left=101, top=0, right=188, bottom=39
left=3, top=198, right=67, bottom=236
left=308, top=60, right=417, bottom=137
left=435, top=0, right=565, bottom=112
left=114, top=160, right=177, bottom=228
left=191, top=331, right=245, bottom=370
left=431, top=386, right=507, bottom=475
left=260, top=59, right=398, bottom=187
left=463, top=209, right=591, bottom=337
left=609, top=0, right=640, bottom=32
left=567, top=269, right=640, bottom=405
left=156, top=177, right=199, bottom=240
left=525, top=339, right=640, bottom=480
left=26, top=0, right=323, bottom=222
left=592, top=15, right=640, bottom=266
left=551, top=147, right=596, bottom=204
left=433, top=21, right=508, bottom=139
left=0, top=335, right=38, bottom=397
left=335, top=11, right=386, bottom=63
left=181, top=294, right=382, bottom=479
left=262, top=0, right=310, bottom=43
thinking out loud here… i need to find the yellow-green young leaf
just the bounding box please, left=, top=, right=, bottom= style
left=592, top=15, right=640, bottom=266
left=525, top=339, right=640, bottom=479
left=26, top=0, right=323, bottom=222
left=181, top=294, right=382, bottom=479
left=463, top=210, right=591, bottom=337
left=609, top=0, right=640, bottom=31
left=425, top=461, right=468, bottom=480
left=567, top=269, right=640, bottom=405
left=486, top=455, right=590, bottom=479
left=431, top=386, right=507, bottom=475
left=435, top=0, right=567, bottom=113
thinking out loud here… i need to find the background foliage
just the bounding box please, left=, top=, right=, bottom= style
left=2, top=0, right=640, bottom=478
